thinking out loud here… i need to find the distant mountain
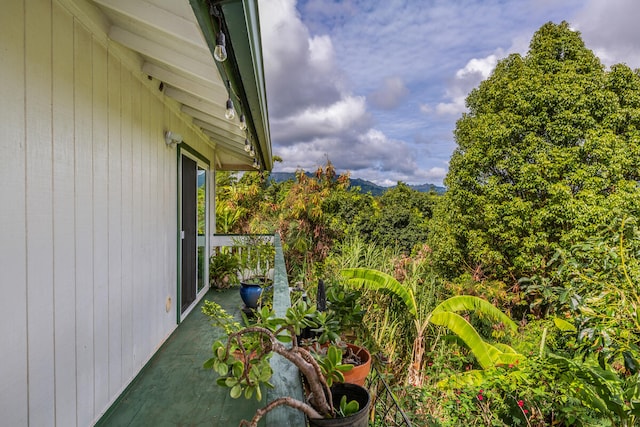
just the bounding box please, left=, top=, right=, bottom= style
left=268, top=172, right=446, bottom=195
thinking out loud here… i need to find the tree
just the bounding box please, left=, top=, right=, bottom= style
left=322, top=185, right=376, bottom=241
left=214, top=171, right=263, bottom=233
left=275, top=161, right=351, bottom=280
left=368, top=183, right=435, bottom=253
left=430, top=22, right=640, bottom=295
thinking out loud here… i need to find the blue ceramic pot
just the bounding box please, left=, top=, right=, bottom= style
left=239, top=281, right=264, bottom=308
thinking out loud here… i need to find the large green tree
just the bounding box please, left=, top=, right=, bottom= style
left=367, top=183, right=435, bottom=253
left=430, top=22, right=640, bottom=289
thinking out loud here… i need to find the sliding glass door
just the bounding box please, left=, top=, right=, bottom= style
left=180, top=151, right=209, bottom=318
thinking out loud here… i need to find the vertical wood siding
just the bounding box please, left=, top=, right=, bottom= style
left=0, top=0, right=28, bottom=425
left=52, top=4, right=78, bottom=427
left=0, top=0, right=216, bottom=425
left=25, top=0, right=55, bottom=425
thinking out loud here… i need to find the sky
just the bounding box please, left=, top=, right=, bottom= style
left=258, top=0, right=640, bottom=187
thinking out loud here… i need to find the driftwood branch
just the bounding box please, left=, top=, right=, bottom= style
left=296, top=346, right=333, bottom=412
left=239, top=396, right=324, bottom=427
left=225, top=325, right=332, bottom=416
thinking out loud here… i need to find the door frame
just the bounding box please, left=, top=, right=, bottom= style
left=177, top=145, right=211, bottom=323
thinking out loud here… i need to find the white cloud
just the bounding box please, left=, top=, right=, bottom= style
left=259, top=0, right=343, bottom=117
left=429, top=53, right=500, bottom=116
left=573, top=0, right=640, bottom=69
left=419, top=104, right=432, bottom=114
left=368, top=77, right=409, bottom=110
left=423, top=167, right=448, bottom=182
left=270, top=96, right=369, bottom=144
left=259, top=0, right=434, bottom=185
left=455, top=55, right=499, bottom=80
left=272, top=127, right=421, bottom=185
left=308, top=35, right=335, bottom=70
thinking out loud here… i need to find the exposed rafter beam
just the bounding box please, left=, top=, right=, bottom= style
left=163, top=87, right=242, bottom=135
left=181, top=105, right=225, bottom=127
left=194, top=119, right=246, bottom=144
left=93, top=0, right=205, bottom=46
left=109, top=26, right=218, bottom=85
left=142, top=62, right=226, bottom=101
left=202, top=129, right=248, bottom=158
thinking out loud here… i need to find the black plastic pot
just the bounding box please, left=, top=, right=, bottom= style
left=308, top=383, right=370, bottom=427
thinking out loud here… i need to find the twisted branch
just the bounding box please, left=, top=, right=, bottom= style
left=224, top=326, right=332, bottom=417
left=239, top=397, right=324, bottom=427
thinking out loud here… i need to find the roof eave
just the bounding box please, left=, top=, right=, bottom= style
left=189, top=0, right=272, bottom=171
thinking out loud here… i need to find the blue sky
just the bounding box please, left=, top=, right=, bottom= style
left=259, top=0, right=640, bottom=186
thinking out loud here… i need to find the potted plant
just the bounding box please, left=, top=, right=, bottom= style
left=296, top=306, right=370, bottom=387
left=209, top=251, right=241, bottom=289
left=235, top=236, right=275, bottom=308
left=203, top=300, right=371, bottom=427
left=300, top=280, right=371, bottom=386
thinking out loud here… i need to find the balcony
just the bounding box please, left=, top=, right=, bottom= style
left=97, top=234, right=304, bottom=426
left=97, top=234, right=411, bottom=426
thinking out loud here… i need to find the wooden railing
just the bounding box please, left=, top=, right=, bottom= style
left=210, top=234, right=306, bottom=426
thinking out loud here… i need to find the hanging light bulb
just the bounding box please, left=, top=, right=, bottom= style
left=214, top=31, right=227, bottom=62
left=238, top=114, right=247, bottom=131
left=252, top=158, right=259, bottom=169
left=244, top=138, right=251, bottom=152
left=225, top=98, right=235, bottom=120
left=249, top=146, right=255, bottom=157
left=224, top=80, right=235, bottom=120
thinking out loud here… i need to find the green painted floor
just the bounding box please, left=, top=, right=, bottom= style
left=96, top=288, right=261, bottom=427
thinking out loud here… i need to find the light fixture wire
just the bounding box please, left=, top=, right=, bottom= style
left=209, top=1, right=260, bottom=163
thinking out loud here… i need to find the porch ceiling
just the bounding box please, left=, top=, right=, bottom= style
left=90, top=0, right=271, bottom=171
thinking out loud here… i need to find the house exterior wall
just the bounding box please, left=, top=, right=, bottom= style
left=0, top=0, right=216, bottom=425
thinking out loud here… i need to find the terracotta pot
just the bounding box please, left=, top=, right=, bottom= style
left=341, top=343, right=371, bottom=387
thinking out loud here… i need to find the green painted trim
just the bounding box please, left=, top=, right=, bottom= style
left=188, top=0, right=272, bottom=171
left=180, top=142, right=211, bottom=167
left=176, top=145, right=183, bottom=325
left=177, top=143, right=211, bottom=324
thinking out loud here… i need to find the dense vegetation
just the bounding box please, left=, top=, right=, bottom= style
left=214, top=22, right=640, bottom=426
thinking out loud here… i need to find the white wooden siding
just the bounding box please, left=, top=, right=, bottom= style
left=0, top=0, right=28, bottom=425
left=52, top=4, right=78, bottom=427
left=25, top=0, right=56, bottom=425
left=0, top=0, right=216, bottom=425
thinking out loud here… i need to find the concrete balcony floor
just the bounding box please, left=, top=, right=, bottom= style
left=96, top=288, right=261, bottom=427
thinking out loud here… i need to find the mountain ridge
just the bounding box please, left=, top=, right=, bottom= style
left=268, top=172, right=446, bottom=196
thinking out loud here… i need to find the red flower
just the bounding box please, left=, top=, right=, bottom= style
left=524, top=409, right=529, bottom=415
left=517, top=400, right=524, bottom=407
left=477, top=394, right=483, bottom=401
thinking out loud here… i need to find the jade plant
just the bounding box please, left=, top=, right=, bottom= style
left=202, top=300, right=360, bottom=427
